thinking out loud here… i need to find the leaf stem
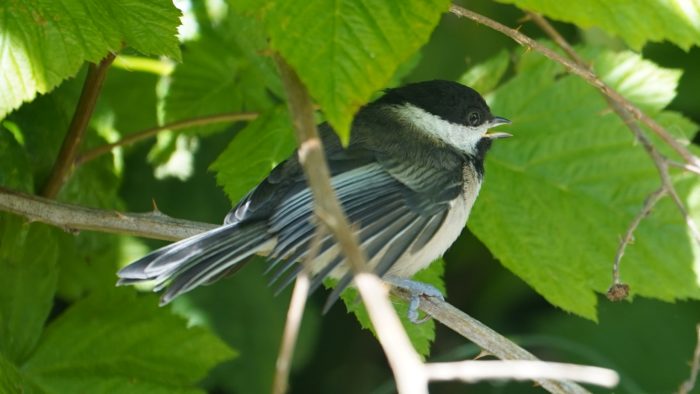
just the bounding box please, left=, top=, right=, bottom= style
left=41, top=53, right=116, bottom=198
left=75, top=112, right=259, bottom=166
left=678, top=324, right=700, bottom=394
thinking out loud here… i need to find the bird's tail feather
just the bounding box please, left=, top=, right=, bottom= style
left=117, top=222, right=271, bottom=305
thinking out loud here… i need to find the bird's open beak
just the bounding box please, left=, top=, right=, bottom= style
left=484, top=116, right=512, bottom=139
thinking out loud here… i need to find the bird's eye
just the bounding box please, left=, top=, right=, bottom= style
left=468, top=111, right=481, bottom=126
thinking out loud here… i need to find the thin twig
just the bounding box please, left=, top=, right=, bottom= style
left=524, top=12, right=700, bottom=299
left=41, top=53, right=117, bottom=198
left=607, top=188, right=665, bottom=300
left=678, top=324, right=700, bottom=394
left=448, top=4, right=700, bottom=169
left=272, top=226, right=324, bottom=394
left=426, top=360, right=618, bottom=387
left=272, top=271, right=310, bottom=394
left=273, top=54, right=428, bottom=394
left=75, top=112, right=259, bottom=166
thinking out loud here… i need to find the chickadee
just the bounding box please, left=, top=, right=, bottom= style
left=118, top=80, right=511, bottom=318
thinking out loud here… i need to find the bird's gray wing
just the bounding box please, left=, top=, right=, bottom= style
left=264, top=154, right=464, bottom=310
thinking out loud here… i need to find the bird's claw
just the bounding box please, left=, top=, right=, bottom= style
left=384, top=275, right=444, bottom=324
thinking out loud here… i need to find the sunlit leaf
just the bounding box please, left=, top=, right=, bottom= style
left=498, top=0, right=700, bottom=51
left=0, top=0, right=181, bottom=119
left=239, top=0, right=451, bottom=143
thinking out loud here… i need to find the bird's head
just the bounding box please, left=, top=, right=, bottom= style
left=375, top=80, right=511, bottom=156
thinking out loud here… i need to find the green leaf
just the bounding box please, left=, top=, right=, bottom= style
left=459, top=49, right=511, bottom=94
left=0, top=125, right=33, bottom=192
left=589, top=49, right=682, bottom=113
left=163, top=29, right=275, bottom=136
left=471, top=47, right=700, bottom=319
left=0, top=129, right=57, bottom=365
left=210, top=110, right=296, bottom=204
left=0, top=221, right=58, bottom=364
left=497, top=0, right=700, bottom=51
left=339, top=259, right=446, bottom=357
left=0, top=0, right=181, bottom=120
left=0, top=352, right=32, bottom=394
left=98, top=68, right=160, bottom=137
left=21, top=288, right=235, bottom=393
left=251, top=0, right=451, bottom=143
left=171, top=261, right=319, bottom=394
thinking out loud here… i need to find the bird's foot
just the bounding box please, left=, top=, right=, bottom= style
left=383, top=275, right=444, bottom=324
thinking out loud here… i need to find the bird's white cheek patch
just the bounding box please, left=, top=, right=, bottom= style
left=390, top=104, right=486, bottom=153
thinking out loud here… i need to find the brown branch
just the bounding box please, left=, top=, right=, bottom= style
left=0, top=186, right=214, bottom=241
left=399, top=292, right=594, bottom=394
left=41, top=53, right=117, bottom=198
left=273, top=54, right=428, bottom=393
left=523, top=12, right=700, bottom=300
left=448, top=4, right=700, bottom=169
left=679, top=324, right=700, bottom=394
left=75, top=112, right=259, bottom=166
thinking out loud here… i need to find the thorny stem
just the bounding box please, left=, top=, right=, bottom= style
left=41, top=53, right=116, bottom=198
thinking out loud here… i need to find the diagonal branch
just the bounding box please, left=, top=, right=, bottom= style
left=448, top=4, right=700, bottom=170
left=41, top=53, right=117, bottom=198
left=75, top=112, right=259, bottom=166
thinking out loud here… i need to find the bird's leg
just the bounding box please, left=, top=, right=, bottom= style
left=383, top=275, right=444, bottom=324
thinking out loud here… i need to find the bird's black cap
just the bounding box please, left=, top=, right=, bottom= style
left=376, top=80, right=494, bottom=127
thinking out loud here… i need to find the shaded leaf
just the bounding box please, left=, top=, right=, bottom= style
left=0, top=353, right=31, bottom=394
left=172, top=261, right=319, bottom=394
left=21, top=288, right=235, bottom=393
left=0, top=0, right=181, bottom=119
left=163, top=29, right=275, bottom=136
left=0, top=221, right=58, bottom=364
left=210, top=109, right=295, bottom=204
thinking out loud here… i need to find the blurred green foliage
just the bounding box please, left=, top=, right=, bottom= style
left=1, top=0, right=700, bottom=393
